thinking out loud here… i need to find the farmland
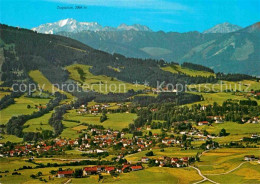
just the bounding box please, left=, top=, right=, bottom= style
left=0, top=96, right=50, bottom=125
left=161, top=65, right=215, bottom=77
left=194, top=121, right=260, bottom=143
left=63, top=110, right=137, bottom=130
left=29, top=70, right=74, bottom=101
left=103, top=167, right=203, bottom=184
left=66, top=64, right=146, bottom=93
left=23, top=111, right=54, bottom=133
left=125, top=147, right=202, bottom=162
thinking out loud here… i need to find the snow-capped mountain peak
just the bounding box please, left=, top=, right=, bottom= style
left=32, top=18, right=152, bottom=34
left=203, top=22, right=242, bottom=33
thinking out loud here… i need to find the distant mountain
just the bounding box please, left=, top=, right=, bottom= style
left=203, top=22, right=242, bottom=33
left=32, top=18, right=152, bottom=34
left=181, top=23, right=260, bottom=75
left=57, top=22, right=260, bottom=75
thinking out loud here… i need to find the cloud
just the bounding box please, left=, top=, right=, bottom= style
left=48, top=0, right=188, bottom=11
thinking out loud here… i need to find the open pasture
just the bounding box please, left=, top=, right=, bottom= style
left=194, top=121, right=260, bottom=143
left=197, top=148, right=260, bottom=175
left=161, top=65, right=215, bottom=77
left=64, top=110, right=137, bottom=130
left=23, top=111, right=53, bottom=132
left=125, top=147, right=202, bottom=162
left=0, top=96, right=50, bottom=125
left=66, top=64, right=146, bottom=94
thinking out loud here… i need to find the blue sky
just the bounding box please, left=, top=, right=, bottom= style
left=0, top=0, right=259, bottom=32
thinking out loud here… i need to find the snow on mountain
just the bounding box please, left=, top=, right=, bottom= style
left=32, top=18, right=152, bottom=34
left=203, top=22, right=242, bottom=34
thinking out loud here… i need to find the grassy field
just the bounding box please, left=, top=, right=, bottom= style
left=207, top=162, right=260, bottom=184
left=188, top=92, right=251, bottom=106
left=66, top=64, right=146, bottom=94
left=125, top=147, right=202, bottom=162
left=161, top=65, right=215, bottom=77
left=0, top=91, right=10, bottom=99
left=0, top=134, right=23, bottom=143
left=196, top=148, right=260, bottom=177
left=29, top=70, right=74, bottom=101
left=60, top=120, right=81, bottom=139
left=0, top=149, right=259, bottom=184
left=0, top=96, right=50, bottom=125
left=0, top=157, right=95, bottom=184
left=64, top=110, right=137, bottom=130
left=23, top=111, right=54, bottom=133
left=188, top=80, right=260, bottom=92
left=104, top=167, right=202, bottom=184
left=194, top=121, right=260, bottom=143
left=0, top=157, right=202, bottom=184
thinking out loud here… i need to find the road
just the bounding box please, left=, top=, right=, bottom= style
left=190, top=166, right=219, bottom=184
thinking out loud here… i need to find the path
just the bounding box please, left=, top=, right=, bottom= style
left=205, top=161, right=247, bottom=176
left=190, top=166, right=219, bottom=184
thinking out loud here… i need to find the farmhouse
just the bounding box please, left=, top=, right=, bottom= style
left=83, top=166, right=99, bottom=175
left=105, top=166, right=115, bottom=173
left=130, top=165, right=143, bottom=171
left=57, top=170, right=74, bottom=178
left=141, top=157, right=150, bottom=163
left=244, top=155, right=255, bottom=161
left=198, top=121, right=209, bottom=126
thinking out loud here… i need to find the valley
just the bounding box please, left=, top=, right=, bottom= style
left=0, top=24, right=259, bottom=184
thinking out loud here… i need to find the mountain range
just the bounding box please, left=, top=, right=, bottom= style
left=31, top=20, right=260, bottom=76
left=32, top=18, right=152, bottom=34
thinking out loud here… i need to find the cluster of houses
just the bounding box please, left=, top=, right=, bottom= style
left=0, top=127, right=156, bottom=157
left=197, top=116, right=225, bottom=126
left=79, top=128, right=154, bottom=153
left=141, top=156, right=190, bottom=168
left=76, top=103, right=129, bottom=115
left=57, top=164, right=143, bottom=178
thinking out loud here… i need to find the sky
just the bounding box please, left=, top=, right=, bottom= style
left=0, top=0, right=259, bottom=32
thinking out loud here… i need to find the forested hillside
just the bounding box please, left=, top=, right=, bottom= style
left=0, top=24, right=218, bottom=89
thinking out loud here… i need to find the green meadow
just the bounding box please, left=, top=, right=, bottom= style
left=0, top=157, right=203, bottom=184
left=64, top=110, right=137, bottom=130
left=0, top=134, right=23, bottom=143
left=197, top=148, right=260, bottom=176
left=29, top=70, right=74, bottom=101
left=0, top=91, right=10, bottom=99
left=23, top=111, right=54, bottom=133
left=207, top=162, right=260, bottom=184
left=161, top=65, right=215, bottom=77
left=125, top=147, right=202, bottom=162
left=66, top=64, right=146, bottom=93
left=194, top=121, right=260, bottom=143
left=0, top=96, right=50, bottom=125
left=104, top=167, right=202, bottom=184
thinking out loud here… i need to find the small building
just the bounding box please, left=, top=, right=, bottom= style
left=198, top=121, right=209, bottom=126
left=57, top=170, right=74, bottom=178
left=130, top=165, right=143, bottom=171
left=83, top=166, right=99, bottom=176
left=244, top=155, right=255, bottom=161
left=105, top=166, right=115, bottom=173
left=141, top=157, right=150, bottom=163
